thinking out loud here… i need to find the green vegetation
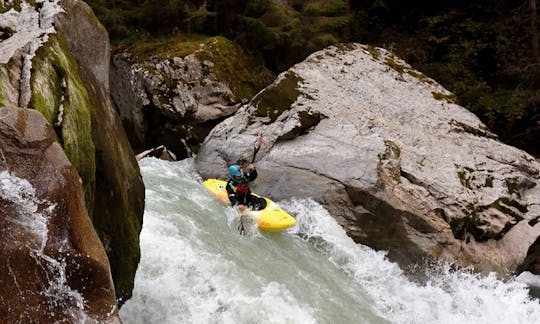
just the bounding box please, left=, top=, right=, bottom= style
left=365, top=44, right=380, bottom=60
left=126, top=35, right=273, bottom=102
left=449, top=118, right=497, bottom=139
left=432, top=91, right=457, bottom=104
left=85, top=0, right=540, bottom=155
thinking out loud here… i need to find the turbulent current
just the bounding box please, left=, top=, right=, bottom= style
left=120, top=158, right=540, bottom=324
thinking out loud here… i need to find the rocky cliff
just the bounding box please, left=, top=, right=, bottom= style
left=0, top=107, right=119, bottom=322
left=196, top=44, right=540, bottom=278
left=111, top=36, right=274, bottom=159
left=0, top=0, right=144, bottom=306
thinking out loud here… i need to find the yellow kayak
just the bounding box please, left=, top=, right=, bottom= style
left=203, top=179, right=296, bottom=232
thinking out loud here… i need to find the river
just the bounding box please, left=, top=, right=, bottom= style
left=120, top=158, right=540, bottom=324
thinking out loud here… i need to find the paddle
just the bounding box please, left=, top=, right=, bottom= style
left=238, top=133, right=264, bottom=235
left=251, top=133, right=264, bottom=163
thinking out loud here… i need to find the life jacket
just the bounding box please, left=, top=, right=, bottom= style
left=234, top=182, right=249, bottom=195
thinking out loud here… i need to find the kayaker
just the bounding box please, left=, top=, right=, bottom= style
left=226, top=164, right=267, bottom=212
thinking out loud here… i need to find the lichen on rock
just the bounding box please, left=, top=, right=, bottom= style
left=30, top=33, right=95, bottom=213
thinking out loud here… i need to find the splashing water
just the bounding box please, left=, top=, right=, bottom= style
left=120, top=158, right=540, bottom=324
left=0, top=170, right=88, bottom=322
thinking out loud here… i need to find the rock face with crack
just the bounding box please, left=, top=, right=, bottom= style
left=196, top=44, right=540, bottom=278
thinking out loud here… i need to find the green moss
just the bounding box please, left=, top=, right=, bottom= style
left=385, top=140, right=401, bottom=158
left=406, top=69, right=434, bottom=85
left=30, top=34, right=96, bottom=214
left=0, top=0, right=21, bottom=13
left=302, top=0, right=347, bottom=16
left=386, top=55, right=407, bottom=75
left=252, top=71, right=303, bottom=122
left=279, top=110, right=325, bottom=140
left=194, top=36, right=272, bottom=101
left=129, top=35, right=272, bottom=102
left=124, top=34, right=208, bottom=61
left=488, top=197, right=526, bottom=220
left=0, top=26, right=15, bottom=41
left=449, top=118, right=497, bottom=139
left=385, top=54, right=436, bottom=85
left=366, top=44, right=380, bottom=60
left=450, top=198, right=527, bottom=241
left=432, top=91, right=458, bottom=104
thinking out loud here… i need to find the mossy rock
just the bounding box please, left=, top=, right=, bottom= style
left=30, top=34, right=96, bottom=215
left=365, top=44, right=380, bottom=60
left=126, top=35, right=273, bottom=102
left=0, top=0, right=21, bottom=13
left=279, top=110, right=326, bottom=140
left=377, top=140, right=402, bottom=183
left=252, top=71, right=304, bottom=122
left=449, top=118, right=497, bottom=139
left=385, top=54, right=435, bottom=85
left=432, top=91, right=457, bottom=104
left=193, top=36, right=273, bottom=101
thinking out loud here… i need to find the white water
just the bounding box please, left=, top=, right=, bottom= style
left=120, top=158, right=540, bottom=324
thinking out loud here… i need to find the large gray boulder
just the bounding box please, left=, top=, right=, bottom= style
left=196, top=44, right=540, bottom=278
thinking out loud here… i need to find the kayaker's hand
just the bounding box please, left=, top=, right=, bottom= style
left=247, top=163, right=255, bottom=171
left=238, top=205, right=246, bottom=212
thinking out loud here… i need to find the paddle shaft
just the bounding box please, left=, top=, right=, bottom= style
left=251, top=135, right=263, bottom=163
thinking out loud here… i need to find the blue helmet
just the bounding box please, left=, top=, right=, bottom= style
left=228, top=164, right=242, bottom=179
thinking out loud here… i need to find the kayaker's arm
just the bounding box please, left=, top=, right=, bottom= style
left=245, top=164, right=257, bottom=182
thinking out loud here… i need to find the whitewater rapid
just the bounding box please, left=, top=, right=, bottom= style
left=120, top=158, right=540, bottom=324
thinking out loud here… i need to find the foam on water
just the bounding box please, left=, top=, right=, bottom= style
left=282, top=198, right=540, bottom=324
left=121, top=158, right=540, bottom=324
